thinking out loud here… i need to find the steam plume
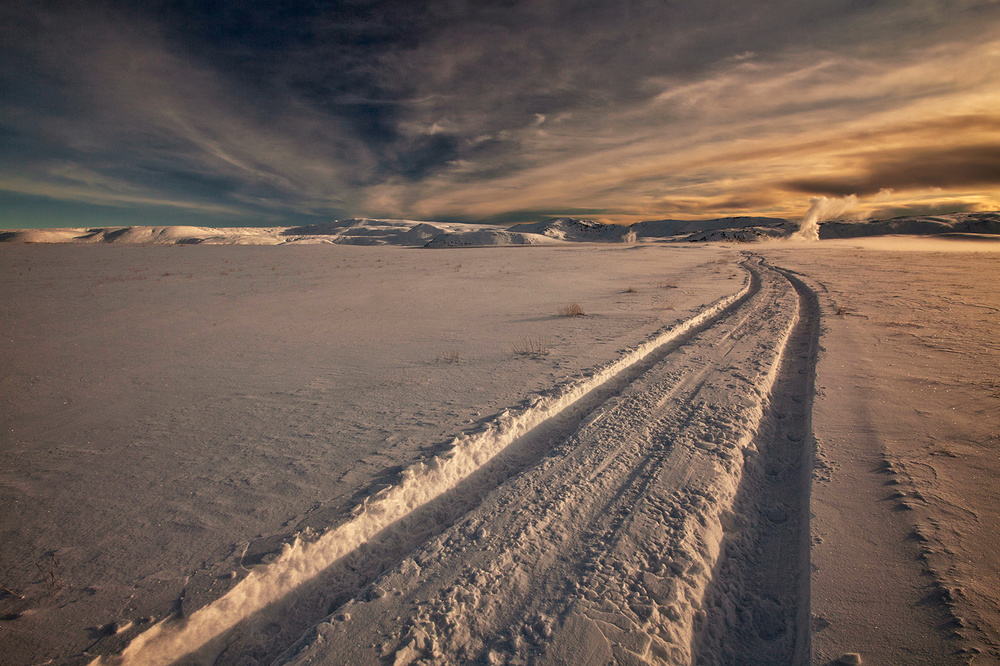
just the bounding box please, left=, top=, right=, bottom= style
left=791, top=195, right=859, bottom=241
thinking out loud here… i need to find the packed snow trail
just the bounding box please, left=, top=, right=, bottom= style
left=96, top=257, right=817, bottom=666
left=271, top=258, right=812, bottom=666
left=95, top=260, right=756, bottom=666
left=692, top=267, right=819, bottom=664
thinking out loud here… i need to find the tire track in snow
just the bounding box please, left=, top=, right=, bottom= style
left=691, top=265, right=819, bottom=665
left=95, top=261, right=758, bottom=666
left=273, top=257, right=810, bottom=666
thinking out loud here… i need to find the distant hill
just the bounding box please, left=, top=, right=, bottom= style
left=3, top=212, right=999, bottom=245
left=507, top=217, right=635, bottom=242
left=817, top=212, right=1000, bottom=239
left=631, top=216, right=790, bottom=239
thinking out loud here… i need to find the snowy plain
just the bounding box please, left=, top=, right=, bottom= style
left=0, top=220, right=998, bottom=665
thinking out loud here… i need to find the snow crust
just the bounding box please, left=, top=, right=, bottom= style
left=2, top=234, right=998, bottom=665
left=758, top=242, right=1000, bottom=664
left=275, top=259, right=803, bottom=666
left=104, top=265, right=754, bottom=666
left=0, top=243, right=740, bottom=664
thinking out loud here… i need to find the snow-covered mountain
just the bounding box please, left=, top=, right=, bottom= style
left=3, top=211, right=1000, bottom=246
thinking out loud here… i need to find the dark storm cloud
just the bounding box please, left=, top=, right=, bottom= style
left=785, top=144, right=1000, bottom=197
left=1, top=0, right=999, bottom=226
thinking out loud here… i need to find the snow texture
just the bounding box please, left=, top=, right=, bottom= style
left=98, top=262, right=754, bottom=665
left=2, top=228, right=998, bottom=666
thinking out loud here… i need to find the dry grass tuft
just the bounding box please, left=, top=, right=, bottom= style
left=511, top=336, right=550, bottom=357
left=437, top=348, right=462, bottom=364
left=36, top=554, right=62, bottom=596
left=1, top=583, right=23, bottom=600
left=558, top=302, right=586, bottom=317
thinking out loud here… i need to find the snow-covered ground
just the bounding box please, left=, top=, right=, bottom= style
left=759, top=239, right=1000, bottom=666
left=0, top=229, right=997, bottom=665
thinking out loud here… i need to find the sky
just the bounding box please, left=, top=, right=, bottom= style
left=2, top=0, right=999, bottom=229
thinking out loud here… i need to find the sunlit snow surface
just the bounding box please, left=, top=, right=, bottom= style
left=1, top=220, right=998, bottom=665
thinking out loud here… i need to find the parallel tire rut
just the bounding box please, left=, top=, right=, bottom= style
left=691, top=265, right=820, bottom=665
left=273, top=257, right=814, bottom=666
left=103, top=257, right=820, bottom=666
left=99, top=262, right=761, bottom=666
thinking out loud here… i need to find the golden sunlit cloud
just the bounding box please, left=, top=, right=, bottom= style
left=3, top=2, right=1000, bottom=227
left=363, top=36, right=1000, bottom=224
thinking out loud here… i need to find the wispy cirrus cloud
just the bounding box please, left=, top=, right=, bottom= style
left=2, top=0, right=999, bottom=227
left=1, top=2, right=370, bottom=224
left=0, top=174, right=248, bottom=217
left=366, top=33, right=1000, bottom=222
